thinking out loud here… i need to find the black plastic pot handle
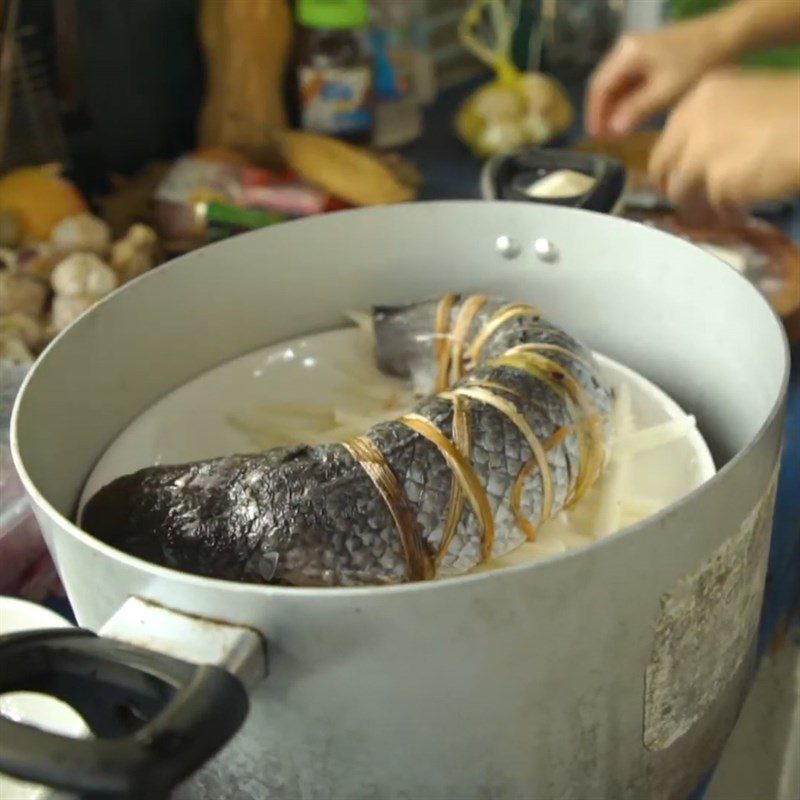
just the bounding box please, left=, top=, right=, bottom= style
left=0, top=627, right=249, bottom=799
left=483, top=148, right=627, bottom=215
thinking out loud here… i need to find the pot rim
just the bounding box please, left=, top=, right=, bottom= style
left=10, top=202, right=792, bottom=600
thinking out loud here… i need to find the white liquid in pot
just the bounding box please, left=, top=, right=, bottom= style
left=80, top=327, right=715, bottom=575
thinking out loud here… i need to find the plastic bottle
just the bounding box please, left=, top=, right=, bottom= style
left=295, top=0, right=374, bottom=143
left=370, top=0, right=425, bottom=149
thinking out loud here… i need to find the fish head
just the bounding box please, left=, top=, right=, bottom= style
left=373, top=298, right=446, bottom=394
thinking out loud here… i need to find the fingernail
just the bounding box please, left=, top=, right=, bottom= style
left=609, top=115, right=628, bottom=135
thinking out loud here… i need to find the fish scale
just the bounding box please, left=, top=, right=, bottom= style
left=81, top=295, right=613, bottom=586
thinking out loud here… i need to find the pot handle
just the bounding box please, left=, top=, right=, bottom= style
left=0, top=598, right=266, bottom=799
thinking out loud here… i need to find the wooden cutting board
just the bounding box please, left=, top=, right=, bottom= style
left=574, top=130, right=660, bottom=192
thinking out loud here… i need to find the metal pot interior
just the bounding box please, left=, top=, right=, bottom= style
left=13, top=202, right=788, bottom=548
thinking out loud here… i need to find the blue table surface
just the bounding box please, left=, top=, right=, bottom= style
left=34, top=75, right=799, bottom=799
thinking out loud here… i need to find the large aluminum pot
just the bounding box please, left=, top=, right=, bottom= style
left=7, top=202, right=789, bottom=799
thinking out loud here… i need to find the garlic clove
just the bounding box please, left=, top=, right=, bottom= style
left=0, top=271, right=48, bottom=317
left=0, top=312, right=45, bottom=348
left=126, top=223, right=158, bottom=248
left=110, top=223, right=159, bottom=284
left=0, top=334, right=34, bottom=364
left=51, top=293, right=101, bottom=332
left=17, top=243, right=64, bottom=281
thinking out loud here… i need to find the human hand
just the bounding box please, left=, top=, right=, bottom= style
left=586, top=17, right=733, bottom=138
left=649, top=70, right=800, bottom=224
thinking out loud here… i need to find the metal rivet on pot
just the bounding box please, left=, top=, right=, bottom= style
left=495, top=235, right=521, bottom=259
left=533, top=238, right=559, bottom=263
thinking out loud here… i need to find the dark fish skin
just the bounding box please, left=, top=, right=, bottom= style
left=81, top=296, right=612, bottom=586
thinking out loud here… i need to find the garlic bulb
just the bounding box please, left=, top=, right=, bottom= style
left=51, top=253, right=118, bottom=298
left=51, top=213, right=112, bottom=255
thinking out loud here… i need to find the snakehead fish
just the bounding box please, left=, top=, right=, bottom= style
left=82, top=295, right=613, bottom=586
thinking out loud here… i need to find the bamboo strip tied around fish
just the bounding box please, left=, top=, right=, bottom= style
left=82, top=295, right=614, bottom=586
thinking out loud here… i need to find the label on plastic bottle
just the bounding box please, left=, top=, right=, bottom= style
left=299, top=66, right=372, bottom=135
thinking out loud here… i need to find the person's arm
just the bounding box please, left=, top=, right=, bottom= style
left=586, top=0, right=800, bottom=137
left=723, top=0, right=800, bottom=55
left=648, top=70, right=800, bottom=223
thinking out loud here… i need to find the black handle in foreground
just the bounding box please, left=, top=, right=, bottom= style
left=483, top=148, right=627, bottom=215
left=0, top=628, right=249, bottom=799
